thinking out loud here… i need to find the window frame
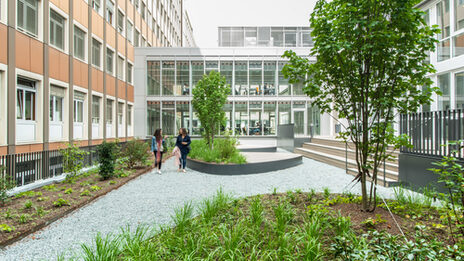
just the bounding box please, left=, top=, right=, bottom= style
left=92, top=38, right=102, bottom=68
left=117, top=55, right=125, bottom=80
left=73, top=92, right=85, bottom=123
left=17, top=0, right=39, bottom=37
left=106, top=47, right=114, bottom=75
left=16, top=78, right=37, bottom=122
left=73, top=25, right=86, bottom=61
left=127, top=20, right=133, bottom=43
left=92, top=96, right=101, bottom=124
left=127, top=62, right=133, bottom=84
left=117, top=9, right=125, bottom=34
left=106, top=0, right=115, bottom=26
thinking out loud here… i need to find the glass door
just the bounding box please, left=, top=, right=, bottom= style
left=293, top=110, right=305, bottom=136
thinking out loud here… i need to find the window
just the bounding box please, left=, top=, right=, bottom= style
left=117, top=10, right=124, bottom=34
left=127, top=21, right=133, bottom=43
left=16, top=78, right=36, bottom=121
left=17, top=0, right=38, bottom=36
left=135, top=30, right=140, bottom=47
left=117, top=56, right=124, bottom=80
left=50, top=85, right=65, bottom=122
left=456, top=0, right=464, bottom=31
left=438, top=73, right=451, bottom=110
left=106, top=48, right=114, bottom=74
left=437, top=0, right=451, bottom=61
left=92, top=0, right=101, bottom=13
left=118, top=102, right=124, bottom=123
left=141, top=2, right=146, bottom=20
left=106, top=99, right=113, bottom=124
left=106, top=0, right=114, bottom=25
left=74, top=91, right=85, bottom=123
left=50, top=9, right=65, bottom=50
left=74, top=26, right=85, bottom=60
left=92, top=96, right=100, bottom=123
left=92, top=38, right=102, bottom=67
left=128, top=105, right=132, bottom=126
left=127, top=62, right=133, bottom=84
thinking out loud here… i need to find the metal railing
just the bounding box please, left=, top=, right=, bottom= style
left=400, top=110, right=464, bottom=160
left=0, top=142, right=130, bottom=188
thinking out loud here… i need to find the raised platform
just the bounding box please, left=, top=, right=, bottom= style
left=237, top=145, right=277, bottom=152
left=187, top=152, right=302, bottom=175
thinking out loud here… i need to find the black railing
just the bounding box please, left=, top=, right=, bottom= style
left=400, top=110, right=464, bottom=159
left=0, top=142, right=131, bottom=188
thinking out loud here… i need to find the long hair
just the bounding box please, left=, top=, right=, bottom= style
left=154, top=129, right=162, bottom=142
left=181, top=128, right=188, bottom=136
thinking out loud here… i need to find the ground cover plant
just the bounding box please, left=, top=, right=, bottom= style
left=76, top=189, right=464, bottom=260
left=189, top=134, right=246, bottom=164
left=0, top=140, right=159, bottom=246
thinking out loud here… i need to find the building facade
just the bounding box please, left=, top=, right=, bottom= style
left=134, top=47, right=334, bottom=138
left=0, top=0, right=193, bottom=156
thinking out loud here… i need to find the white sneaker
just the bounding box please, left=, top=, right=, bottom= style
left=158, top=170, right=161, bottom=174
left=182, top=169, right=186, bottom=173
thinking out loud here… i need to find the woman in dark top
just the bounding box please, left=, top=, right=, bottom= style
left=151, top=129, right=166, bottom=174
left=175, top=128, right=191, bottom=173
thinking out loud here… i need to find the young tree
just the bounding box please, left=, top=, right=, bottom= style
left=283, top=0, right=440, bottom=211
left=192, top=71, right=230, bottom=149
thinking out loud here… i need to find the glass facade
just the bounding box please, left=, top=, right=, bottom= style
left=145, top=57, right=319, bottom=136
left=438, top=73, right=451, bottom=111
left=219, top=27, right=313, bottom=48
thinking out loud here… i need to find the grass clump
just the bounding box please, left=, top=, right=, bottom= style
left=53, top=198, right=70, bottom=207
left=189, top=136, right=246, bottom=164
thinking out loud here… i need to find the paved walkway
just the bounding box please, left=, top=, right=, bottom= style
left=0, top=155, right=396, bottom=260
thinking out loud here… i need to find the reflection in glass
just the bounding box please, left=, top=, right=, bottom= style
left=192, top=110, right=202, bottom=136
left=454, top=33, right=464, bottom=57
left=438, top=73, right=451, bottom=111
left=263, top=102, right=276, bottom=135
left=264, top=61, right=276, bottom=96
left=245, top=28, right=257, bottom=46
left=205, top=61, right=219, bottom=75
left=162, top=61, right=175, bottom=95
left=235, top=102, right=248, bottom=135
left=456, top=0, right=464, bottom=31
left=191, top=61, right=204, bottom=88
left=162, top=101, right=175, bottom=135
left=293, top=78, right=305, bottom=95
left=307, top=104, right=320, bottom=136
left=456, top=72, right=464, bottom=110
left=271, top=29, right=284, bottom=47
left=222, top=102, right=233, bottom=134
left=147, top=101, right=160, bottom=135
left=437, top=0, right=450, bottom=40
left=249, top=61, right=262, bottom=96
left=279, top=102, right=291, bottom=124
left=285, top=28, right=297, bottom=47
left=147, top=61, right=160, bottom=95
left=438, top=39, right=451, bottom=62
left=235, top=61, right=248, bottom=95
left=176, top=61, right=189, bottom=96
left=176, top=101, right=190, bottom=132
left=278, top=62, right=291, bottom=95
left=249, top=102, right=262, bottom=135
left=220, top=61, right=233, bottom=95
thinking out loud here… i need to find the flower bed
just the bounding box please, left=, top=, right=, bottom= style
left=189, top=138, right=246, bottom=164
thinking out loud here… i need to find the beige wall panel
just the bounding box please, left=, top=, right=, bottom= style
left=135, top=12, right=140, bottom=30
left=74, top=0, right=89, bottom=27
left=92, top=11, right=104, bottom=40
left=142, top=21, right=147, bottom=38
left=106, top=75, right=116, bottom=97
left=127, top=3, right=134, bottom=21
left=0, top=24, right=7, bottom=64
left=59, top=50, right=70, bottom=82
left=117, top=34, right=125, bottom=54
left=30, top=39, right=44, bottom=75
left=127, top=84, right=134, bottom=102
left=91, top=68, right=104, bottom=93
left=106, top=24, right=116, bottom=48
left=118, top=1, right=125, bottom=12
left=50, top=0, right=69, bottom=13
left=118, top=80, right=126, bottom=99
left=16, top=32, right=31, bottom=71
left=127, top=44, right=134, bottom=62
left=80, top=60, right=89, bottom=88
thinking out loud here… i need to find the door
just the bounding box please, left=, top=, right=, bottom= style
left=293, top=110, right=305, bottom=136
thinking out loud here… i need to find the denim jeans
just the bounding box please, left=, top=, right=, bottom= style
left=180, top=152, right=188, bottom=169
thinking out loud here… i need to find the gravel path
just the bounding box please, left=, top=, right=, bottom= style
left=0, top=155, right=397, bottom=260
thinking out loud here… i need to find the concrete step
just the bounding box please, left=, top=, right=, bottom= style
left=301, top=142, right=398, bottom=171
left=310, top=137, right=398, bottom=153
left=295, top=147, right=399, bottom=187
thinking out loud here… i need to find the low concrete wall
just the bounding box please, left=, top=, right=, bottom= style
left=187, top=155, right=302, bottom=175
left=277, top=124, right=295, bottom=152
left=399, top=153, right=447, bottom=192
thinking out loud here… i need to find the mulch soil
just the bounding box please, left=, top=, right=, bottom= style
left=0, top=155, right=170, bottom=248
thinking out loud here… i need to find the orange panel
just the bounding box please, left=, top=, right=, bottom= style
left=59, top=52, right=69, bottom=82
left=92, top=139, right=103, bottom=145
left=74, top=0, right=88, bottom=27
left=98, top=70, right=104, bottom=93
left=81, top=60, right=89, bottom=88
left=50, top=0, right=69, bottom=13
left=117, top=34, right=125, bottom=54
left=16, top=32, right=31, bottom=71
left=91, top=67, right=104, bottom=93
left=0, top=146, right=7, bottom=156
left=73, top=59, right=81, bottom=86
left=127, top=3, right=134, bottom=21
left=30, top=39, right=43, bottom=75
left=118, top=80, right=126, bottom=99
left=92, top=11, right=104, bottom=40
left=127, top=85, right=134, bottom=102
left=106, top=75, right=116, bottom=97
left=135, top=13, right=141, bottom=30
left=49, top=47, right=60, bottom=80
left=0, top=24, right=7, bottom=64
left=127, top=44, right=134, bottom=62
left=49, top=142, right=69, bottom=150
left=16, top=144, right=44, bottom=153
left=106, top=23, right=116, bottom=49
left=142, top=21, right=147, bottom=38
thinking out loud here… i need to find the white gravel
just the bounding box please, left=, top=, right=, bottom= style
left=0, top=154, right=397, bottom=260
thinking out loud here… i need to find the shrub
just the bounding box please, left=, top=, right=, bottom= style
left=90, top=185, right=101, bottom=192
left=53, top=198, right=70, bottom=207
left=18, top=214, right=31, bottom=224
left=0, top=224, right=15, bottom=233
left=0, top=166, right=15, bottom=206
left=24, top=200, right=33, bottom=209
left=189, top=136, right=246, bottom=164
left=64, top=188, right=73, bottom=194
left=122, top=139, right=150, bottom=168
left=37, top=196, right=49, bottom=202
left=35, top=206, right=47, bottom=217
left=80, top=190, right=91, bottom=197
left=97, top=142, right=119, bottom=180
left=60, top=143, right=89, bottom=182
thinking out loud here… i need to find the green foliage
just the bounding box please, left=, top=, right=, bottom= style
left=23, top=200, right=33, bottom=209
left=64, top=188, right=73, bottom=194
left=0, top=166, right=15, bottom=206
left=0, top=223, right=15, bottom=233
left=361, top=214, right=386, bottom=228
left=189, top=137, right=246, bottom=164
left=3, top=209, right=13, bottom=219
left=97, top=141, right=119, bottom=180
left=109, top=180, right=117, bottom=185
left=37, top=196, right=49, bottom=202
left=192, top=71, right=230, bottom=149
left=60, top=143, right=89, bottom=182
left=283, top=0, right=439, bottom=212
left=81, top=233, right=122, bottom=261
left=43, top=184, right=58, bottom=192
left=35, top=206, right=48, bottom=217
left=18, top=214, right=31, bottom=224
left=323, top=187, right=331, bottom=199
left=80, top=190, right=91, bottom=197
left=430, top=140, right=464, bottom=242
left=122, top=139, right=150, bottom=168
left=90, top=185, right=101, bottom=192
left=53, top=198, right=70, bottom=207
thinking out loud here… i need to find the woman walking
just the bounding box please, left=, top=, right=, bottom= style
left=176, top=128, right=191, bottom=173
left=151, top=129, right=166, bottom=174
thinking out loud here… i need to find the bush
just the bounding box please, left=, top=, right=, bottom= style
left=60, top=143, right=89, bottom=182
left=97, top=142, right=119, bottom=180
left=122, top=139, right=150, bottom=168
left=0, top=166, right=15, bottom=206
left=189, top=136, right=246, bottom=164
left=53, top=198, right=70, bottom=207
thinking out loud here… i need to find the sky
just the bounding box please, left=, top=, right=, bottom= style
left=184, top=0, right=317, bottom=47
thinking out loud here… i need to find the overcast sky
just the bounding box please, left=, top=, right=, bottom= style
left=184, top=0, right=317, bottom=47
